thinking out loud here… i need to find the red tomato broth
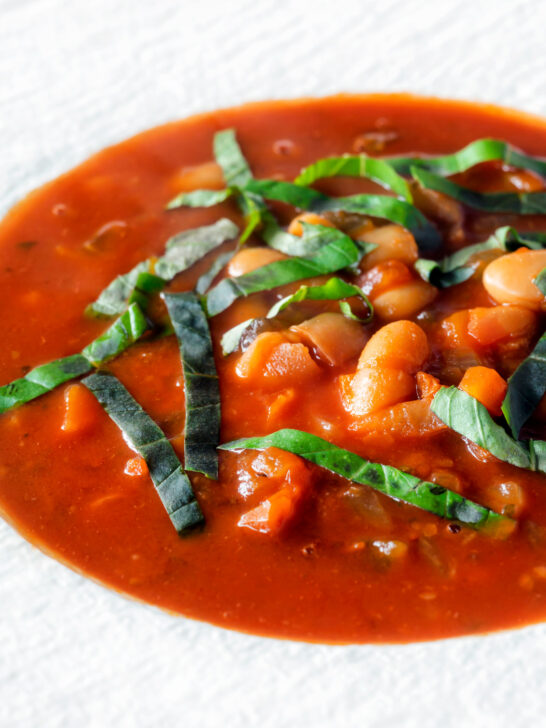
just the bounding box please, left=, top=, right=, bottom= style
left=0, top=94, right=546, bottom=643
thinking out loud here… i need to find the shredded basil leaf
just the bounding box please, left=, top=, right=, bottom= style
left=412, top=167, right=546, bottom=215
left=154, top=220, right=237, bottom=280
left=195, top=250, right=236, bottom=295
left=389, top=139, right=546, bottom=177
left=246, top=178, right=441, bottom=253
left=88, top=261, right=150, bottom=318
left=530, top=440, right=546, bottom=473
left=0, top=356, right=92, bottom=414
left=166, top=188, right=235, bottom=211
left=81, top=303, right=148, bottom=365
left=502, top=333, right=546, bottom=438
left=213, top=128, right=253, bottom=188
left=431, top=387, right=545, bottom=474
left=535, top=267, right=546, bottom=295
left=88, top=219, right=239, bottom=317
left=163, top=292, right=221, bottom=479
left=0, top=303, right=148, bottom=414
left=83, top=371, right=203, bottom=533
left=295, top=155, right=413, bottom=201
left=205, top=224, right=372, bottom=317
left=221, top=276, right=372, bottom=355
left=219, top=428, right=512, bottom=531
left=415, top=226, right=546, bottom=288
left=414, top=259, right=475, bottom=288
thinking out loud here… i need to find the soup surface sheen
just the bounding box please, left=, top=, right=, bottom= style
left=1, top=95, right=546, bottom=643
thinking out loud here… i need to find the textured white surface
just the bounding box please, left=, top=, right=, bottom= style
left=1, top=0, right=546, bottom=726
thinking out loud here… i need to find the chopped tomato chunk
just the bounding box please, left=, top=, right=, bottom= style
left=237, top=448, right=311, bottom=534
left=458, top=366, right=508, bottom=416
left=235, top=332, right=320, bottom=387
left=61, top=383, right=103, bottom=434
left=467, top=306, right=537, bottom=346
left=238, top=487, right=303, bottom=534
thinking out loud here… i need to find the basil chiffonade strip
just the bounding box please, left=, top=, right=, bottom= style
left=163, top=292, right=221, bottom=480
left=415, top=226, right=546, bottom=288
left=83, top=371, right=203, bottom=533
left=0, top=303, right=148, bottom=414
left=220, top=276, right=373, bottom=355
left=205, top=224, right=373, bottom=317
left=431, top=387, right=546, bottom=475
left=88, top=218, right=239, bottom=317
left=220, top=428, right=512, bottom=532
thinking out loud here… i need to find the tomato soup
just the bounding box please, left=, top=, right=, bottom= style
left=0, top=95, right=545, bottom=643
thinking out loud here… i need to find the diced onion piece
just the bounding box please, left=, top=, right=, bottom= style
left=346, top=396, right=447, bottom=437
left=484, top=480, right=526, bottom=518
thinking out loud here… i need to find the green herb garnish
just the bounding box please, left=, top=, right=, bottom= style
left=167, top=129, right=440, bottom=253
left=166, top=188, right=235, bottom=210
left=213, top=128, right=253, bottom=187
left=389, top=138, right=546, bottom=177
left=88, top=219, right=239, bottom=316
left=205, top=224, right=373, bottom=317
left=82, top=303, right=148, bottom=365
left=83, top=371, right=203, bottom=533
left=535, top=267, right=546, bottom=295
left=219, top=428, right=511, bottom=531
left=163, top=292, right=221, bottom=480
left=0, top=303, right=148, bottom=414
left=167, top=130, right=260, bottom=243
left=221, top=277, right=372, bottom=355
left=195, top=250, right=236, bottom=295
left=502, top=333, right=546, bottom=438
left=415, top=226, right=546, bottom=288
left=246, top=178, right=441, bottom=253
left=412, top=167, right=546, bottom=215
left=295, top=155, right=413, bottom=200
left=0, top=356, right=93, bottom=414
left=431, top=387, right=545, bottom=474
